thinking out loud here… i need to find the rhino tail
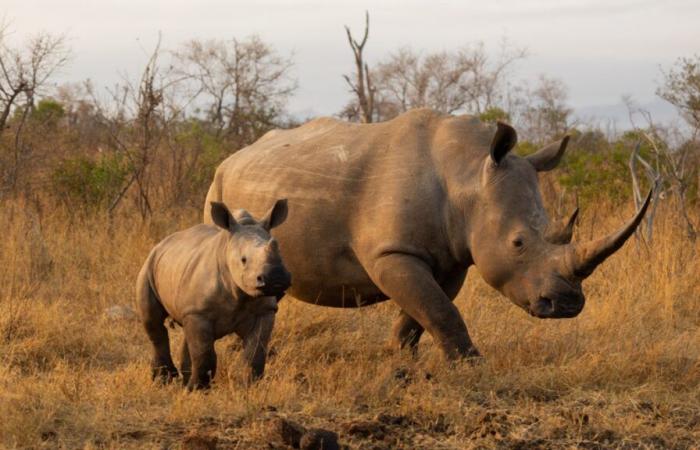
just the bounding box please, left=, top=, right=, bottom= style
left=136, top=252, right=163, bottom=322
left=136, top=253, right=178, bottom=381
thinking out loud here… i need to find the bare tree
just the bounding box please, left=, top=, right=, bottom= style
left=87, top=37, right=175, bottom=217
left=0, top=23, right=69, bottom=132
left=368, top=39, right=526, bottom=120
left=342, top=11, right=375, bottom=123
left=173, top=35, right=296, bottom=146
left=628, top=142, right=662, bottom=243
left=656, top=55, right=700, bottom=212
left=458, top=39, right=527, bottom=115
left=657, top=55, right=700, bottom=135
left=0, top=22, right=70, bottom=191
left=626, top=98, right=697, bottom=240
left=516, top=75, right=573, bottom=144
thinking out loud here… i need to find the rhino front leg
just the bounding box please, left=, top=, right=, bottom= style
left=392, top=269, right=467, bottom=352
left=371, top=254, right=479, bottom=359
left=183, top=315, right=217, bottom=391
left=242, top=313, right=276, bottom=381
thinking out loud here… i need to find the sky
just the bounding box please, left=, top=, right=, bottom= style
left=3, top=0, right=699, bottom=128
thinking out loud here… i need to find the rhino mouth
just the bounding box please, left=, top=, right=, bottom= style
left=260, top=277, right=292, bottom=296
left=261, top=282, right=290, bottom=296
left=252, top=268, right=292, bottom=297
left=529, top=294, right=584, bottom=319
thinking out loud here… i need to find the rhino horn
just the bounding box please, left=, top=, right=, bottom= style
left=526, top=135, right=570, bottom=172
left=570, top=190, right=652, bottom=278
left=546, top=207, right=579, bottom=245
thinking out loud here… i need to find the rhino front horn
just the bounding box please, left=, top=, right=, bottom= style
left=570, top=189, right=652, bottom=278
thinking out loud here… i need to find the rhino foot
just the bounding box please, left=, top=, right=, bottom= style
left=151, top=364, right=179, bottom=384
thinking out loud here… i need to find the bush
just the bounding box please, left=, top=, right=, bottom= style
left=163, top=120, right=228, bottom=207
left=479, top=107, right=511, bottom=123
left=31, top=99, right=65, bottom=127
left=557, top=131, right=657, bottom=204
left=51, top=153, right=130, bottom=212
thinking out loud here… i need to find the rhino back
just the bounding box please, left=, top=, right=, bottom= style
left=148, top=224, right=226, bottom=320
left=206, top=109, right=491, bottom=306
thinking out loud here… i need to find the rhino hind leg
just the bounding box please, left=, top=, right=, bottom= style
left=179, top=336, right=192, bottom=386
left=392, top=311, right=424, bottom=352
left=138, top=283, right=179, bottom=383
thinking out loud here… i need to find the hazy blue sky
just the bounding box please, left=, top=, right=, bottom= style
left=4, top=0, right=699, bottom=127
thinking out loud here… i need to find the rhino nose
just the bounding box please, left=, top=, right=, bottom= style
left=530, top=290, right=585, bottom=318
left=258, top=267, right=291, bottom=293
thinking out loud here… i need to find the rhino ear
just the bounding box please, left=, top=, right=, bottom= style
left=489, top=121, right=517, bottom=166
left=210, top=202, right=237, bottom=231
left=526, top=135, right=570, bottom=172
left=261, top=199, right=288, bottom=231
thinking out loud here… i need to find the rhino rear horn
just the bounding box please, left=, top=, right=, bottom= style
left=526, top=135, right=570, bottom=172
left=546, top=207, right=579, bottom=245
left=570, top=190, right=652, bottom=278
left=489, top=122, right=517, bottom=166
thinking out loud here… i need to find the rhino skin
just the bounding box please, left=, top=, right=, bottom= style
left=203, top=108, right=651, bottom=359
left=137, top=200, right=291, bottom=389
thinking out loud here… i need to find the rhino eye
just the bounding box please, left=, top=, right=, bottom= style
left=241, top=256, right=247, bottom=265
left=512, top=238, right=524, bottom=248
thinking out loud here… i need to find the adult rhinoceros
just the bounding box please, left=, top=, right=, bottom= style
left=204, top=109, right=650, bottom=359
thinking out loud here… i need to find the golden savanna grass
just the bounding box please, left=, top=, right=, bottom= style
left=1, top=198, right=698, bottom=449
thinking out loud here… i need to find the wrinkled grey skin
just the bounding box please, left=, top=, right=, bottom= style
left=137, top=200, right=291, bottom=389
left=203, top=109, right=651, bottom=359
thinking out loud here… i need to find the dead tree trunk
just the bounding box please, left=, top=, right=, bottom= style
left=629, top=142, right=662, bottom=244
left=343, top=11, right=375, bottom=123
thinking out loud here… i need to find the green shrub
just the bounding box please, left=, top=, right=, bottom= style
left=187, top=123, right=228, bottom=193
left=517, top=130, right=658, bottom=205
left=479, top=107, right=511, bottom=124
left=556, top=131, right=656, bottom=204
left=31, top=99, right=65, bottom=126
left=51, top=153, right=130, bottom=211
left=165, top=120, right=228, bottom=205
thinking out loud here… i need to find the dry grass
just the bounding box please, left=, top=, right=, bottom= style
left=1, top=198, right=698, bottom=449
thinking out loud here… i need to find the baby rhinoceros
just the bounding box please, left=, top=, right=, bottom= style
left=136, top=200, right=291, bottom=390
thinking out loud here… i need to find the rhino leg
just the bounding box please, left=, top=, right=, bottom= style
left=371, top=254, right=479, bottom=359
left=183, top=315, right=217, bottom=391
left=179, top=336, right=192, bottom=386
left=392, top=269, right=468, bottom=352
left=138, top=274, right=178, bottom=383
left=392, top=312, right=424, bottom=351
left=242, top=313, right=276, bottom=382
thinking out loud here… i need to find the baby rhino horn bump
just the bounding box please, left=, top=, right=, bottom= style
left=570, top=189, right=652, bottom=278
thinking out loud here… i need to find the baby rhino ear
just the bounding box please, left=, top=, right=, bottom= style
left=210, top=202, right=237, bottom=231
left=261, top=199, right=288, bottom=231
